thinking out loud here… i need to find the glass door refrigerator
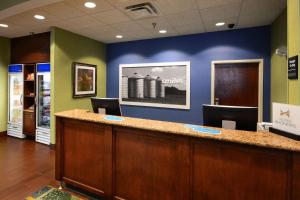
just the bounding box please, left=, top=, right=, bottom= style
left=7, top=64, right=25, bottom=138
left=36, top=63, right=51, bottom=145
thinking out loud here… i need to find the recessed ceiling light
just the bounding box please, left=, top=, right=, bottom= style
left=159, top=29, right=167, bottom=34
left=215, top=22, right=225, bottom=26
left=84, top=2, right=96, bottom=8
left=0, top=24, right=8, bottom=28
left=34, top=15, right=45, bottom=20
left=116, top=35, right=123, bottom=39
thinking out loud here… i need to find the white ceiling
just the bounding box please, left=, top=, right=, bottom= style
left=0, top=0, right=286, bottom=43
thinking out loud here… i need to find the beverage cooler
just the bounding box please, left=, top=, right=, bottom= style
left=36, top=63, right=51, bottom=145
left=7, top=64, right=25, bottom=138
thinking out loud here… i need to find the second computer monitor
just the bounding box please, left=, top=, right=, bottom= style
left=203, top=104, right=258, bottom=131
left=91, top=98, right=122, bottom=116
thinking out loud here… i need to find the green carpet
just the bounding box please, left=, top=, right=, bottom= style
left=25, top=186, right=82, bottom=200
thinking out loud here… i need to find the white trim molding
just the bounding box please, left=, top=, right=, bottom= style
left=211, top=59, right=264, bottom=122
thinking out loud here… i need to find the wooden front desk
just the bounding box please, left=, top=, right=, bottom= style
left=55, top=110, right=300, bottom=200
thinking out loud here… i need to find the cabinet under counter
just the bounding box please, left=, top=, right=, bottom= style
left=23, top=109, right=35, bottom=136
left=55, top=109, right=300, bottom=200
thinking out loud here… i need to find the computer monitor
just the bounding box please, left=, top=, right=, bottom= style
left=202, top=104, right=258, bottom=131
left=91, top=98, right=122, bottom=116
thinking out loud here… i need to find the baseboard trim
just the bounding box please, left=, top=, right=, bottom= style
left=50, top=143, right=56, bottom=150
left=0, top=131, right=7, bottom=136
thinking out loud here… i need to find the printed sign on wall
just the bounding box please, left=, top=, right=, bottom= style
left=288, top=56, right=298, bottom=80
left=119, top=62, right=190, bottom=110
left=273, top=103, right=300, bottom=135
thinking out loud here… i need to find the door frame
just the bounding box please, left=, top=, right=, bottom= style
left=211, top=59, right=264, bottom=122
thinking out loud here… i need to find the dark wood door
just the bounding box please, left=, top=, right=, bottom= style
left=23, top=111, right=35, bottom=135
left=214, top=63, right=259, bottom=107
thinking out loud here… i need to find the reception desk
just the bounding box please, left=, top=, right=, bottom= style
left=55, top=109, right=300, bottom=200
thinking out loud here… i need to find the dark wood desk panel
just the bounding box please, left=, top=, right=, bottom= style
left=191, top=139, right=290, bottom=200
left=56, top=118, right=112, bottom=197
left=55, top=110, right=300, bottom=200
left=113, top=127, right=190, bottom=200
left=292, top=153, right=300, bottom=199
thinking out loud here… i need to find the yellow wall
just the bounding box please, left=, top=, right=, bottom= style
left=50, top=27, right=106, bottom=144
left=271, top=9, right=288, bottom=104
left=0, top=37, right=10, bottom=133
left=287, top=0, right=300, bottom=104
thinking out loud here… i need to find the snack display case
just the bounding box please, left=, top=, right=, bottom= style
left=7, top=64, right=25, bottom=138
left=35, top=63, right=51, bottom=145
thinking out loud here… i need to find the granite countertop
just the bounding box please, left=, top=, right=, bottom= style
left=55, top=109, right=300, bottom=152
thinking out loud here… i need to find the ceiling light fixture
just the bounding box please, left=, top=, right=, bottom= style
left=0, top=24, right=8, bottom=28
left=159, top=29, right=167, bottom=34
left=34, top=15, right=45, bottom=20
left=215, top=22, right=225, bottom=26
left=84, top=2, right=96, bottom=8
left=116, top=35, right=123, bottom=39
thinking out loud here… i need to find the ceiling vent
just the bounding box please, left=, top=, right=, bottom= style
left=125, top=2, right=158, bottom=19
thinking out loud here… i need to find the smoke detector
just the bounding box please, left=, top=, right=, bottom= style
left=125, top=2, right=158, bottom=19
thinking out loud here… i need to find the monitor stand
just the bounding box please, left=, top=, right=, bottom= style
left=98, top=108, right=106, bottom=114
left=222, top=120, right=236, bottom=130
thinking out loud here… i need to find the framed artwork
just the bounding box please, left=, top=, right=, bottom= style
left=119, top=61, right=190, bottom=109
left=73, top=62, right=97, bottom=98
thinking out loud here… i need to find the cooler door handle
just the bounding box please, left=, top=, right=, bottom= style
left=20, top=94, right=23, bottom=106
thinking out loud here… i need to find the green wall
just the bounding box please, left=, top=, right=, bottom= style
left=50, top=27, right=106, bottom=144
left=0, top=37, right=10, bottom=132
left=271, top=9, right=288, bottom=104
left=0, top=0, right=29, bottom=11
left=287, top=0, right=300, bottom=104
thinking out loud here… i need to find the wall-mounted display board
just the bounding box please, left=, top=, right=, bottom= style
left=288, top=56, right=298, bottom=79
left=272, top=103, right=300, bottom=140
left=119, top=62, right=190, bottom=109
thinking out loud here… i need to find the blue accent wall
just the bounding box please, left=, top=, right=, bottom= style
left=107, top=26, right=271, bottom=125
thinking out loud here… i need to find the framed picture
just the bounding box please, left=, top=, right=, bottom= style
left=73, top=62, right=97, bottom=98
left=119, top=61, right=190, bottom=109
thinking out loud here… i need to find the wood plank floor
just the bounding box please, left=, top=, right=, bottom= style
left=0, top=135, right=60, bottom=199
